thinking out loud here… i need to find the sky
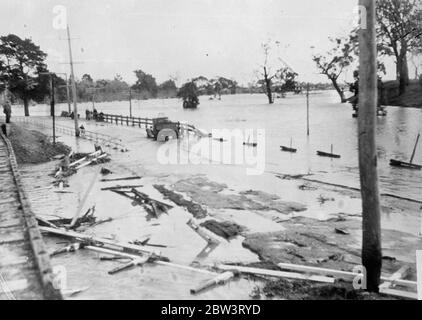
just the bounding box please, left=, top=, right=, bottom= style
left=0, top=0, right=400, bottom=86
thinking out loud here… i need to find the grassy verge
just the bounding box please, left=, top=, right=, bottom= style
left=385, top=80, right=422, bottom=109
left=7, top=123, right=70, bottom=164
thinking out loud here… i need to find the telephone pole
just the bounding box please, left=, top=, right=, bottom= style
left=358, top=0, right=382, bottom=292
left=66, top=25, right=80, bottom=137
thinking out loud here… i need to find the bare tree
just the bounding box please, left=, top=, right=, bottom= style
left=312, top=34, right=357, bottom=103
left=359, top=0, right=382, bottom=293
left=258, top=41, right=297, bottom=104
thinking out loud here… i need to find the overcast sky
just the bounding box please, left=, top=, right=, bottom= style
left=0, top=0, right=399, bottom=85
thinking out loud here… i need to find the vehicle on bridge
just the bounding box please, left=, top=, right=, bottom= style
left=146, top=117, right=181, bottom=142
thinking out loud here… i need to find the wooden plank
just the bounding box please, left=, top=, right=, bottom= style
left=278, top=263, right=358, bottom=280
left=217, top=264, right=335, bottom=283
left=379, top=265, right=410, bottom=290
left=190, top=272, right=235, bottom=294
left=187, top=219, right=220, bottom=244
left=277, top=263, right=416, bottom=289
left=380, top=288, right=417, bottom=300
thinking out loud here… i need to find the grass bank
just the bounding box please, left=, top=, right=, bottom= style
left=7, top=123, right=70, bottom=164
left=385, top=80, right=422, bottom=109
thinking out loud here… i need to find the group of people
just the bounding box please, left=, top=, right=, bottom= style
left=85, top=108, right=104, bottom=122
left=348, top=70, right=386, bottom=114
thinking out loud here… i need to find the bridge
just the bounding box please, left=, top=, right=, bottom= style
left=0, top=128, right=62, bottom=300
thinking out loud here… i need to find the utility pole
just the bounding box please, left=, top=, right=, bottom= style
left=306, top=83, right=310, bottom=136
left=56, top=73, right=71, bottom=114
left=64, top=73, right=71, bottom=114
left=129, top=87, right=132, bottom=118
left=358, top=0, right=382, bottom=293
left=66, top=25, right=80, bottom=137
left=50, top=76, right=56, bottom=144
left=40, top=72, right=56, bottom=145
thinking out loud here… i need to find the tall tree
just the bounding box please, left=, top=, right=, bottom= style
left=313, top=34, right=357, bottom=102
left=359, top=0, right=382, bottom=293
left=0, top=34, right=48, bottom=116
left=376, top=0, right=422, bottom=95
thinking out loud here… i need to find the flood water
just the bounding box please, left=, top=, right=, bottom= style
left=16, top=91, right=422, bottom=202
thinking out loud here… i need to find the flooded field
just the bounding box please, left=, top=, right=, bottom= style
left=14, top=91, right=422, bottom=299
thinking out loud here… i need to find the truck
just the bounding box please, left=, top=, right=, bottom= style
left=146, top=117, right=181, bottom=142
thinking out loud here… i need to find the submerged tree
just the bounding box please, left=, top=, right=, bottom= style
left=0, top=34, right=48, bottom=116
left=376, top=0, right=422, bottom=95
left=132, top=69, right=158, bottom=98
left=258, top=40, right=298, bottom=104
left=312, top=34, right=358, bottom=103
left=177, top=81, right=199, bottom=109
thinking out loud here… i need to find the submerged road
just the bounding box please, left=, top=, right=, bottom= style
left=0, top=128, right=61, bottom=300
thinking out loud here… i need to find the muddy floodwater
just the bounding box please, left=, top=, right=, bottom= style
left=17, top=91, right=422, bottom=201
left=14, top=91, right=422, bottom=299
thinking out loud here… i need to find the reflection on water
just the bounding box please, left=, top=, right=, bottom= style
left=16, top=91, right=422, bottom=201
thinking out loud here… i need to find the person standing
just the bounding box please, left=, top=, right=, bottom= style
left=3, top=99, right=11, bottom=123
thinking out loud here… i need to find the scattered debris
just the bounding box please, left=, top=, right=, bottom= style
left=37, top=206, right=111, bottom=231
left=334, top=228, right=350, bottom=235
left=200, top=220, right=245, bottom=240
left=40, top=226, right=163, bottom=258
left=298, top=183, right=317, bottom=191
left=154, top=184, right=207, bottom=219
left=100, top=167, right=113, bottom=175
left=317, top=194, right=335, bottom=204
left=109, top=187, right=173, bottom=219
left=130, top=239, right=168, bottom=248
